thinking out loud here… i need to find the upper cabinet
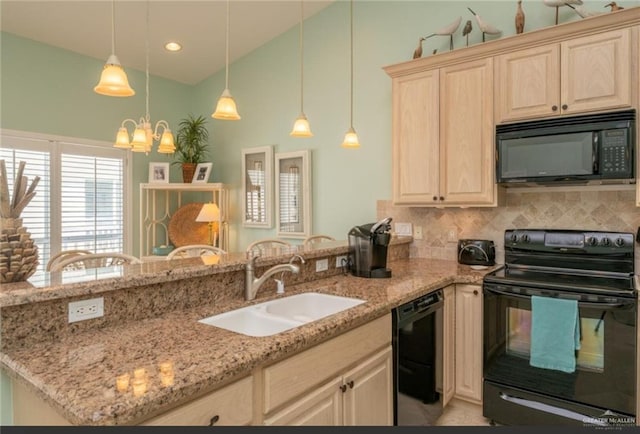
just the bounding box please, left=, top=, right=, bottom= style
left=495, top=28, right=632, bottom=123
left=390, top=59, right=497, bottom=207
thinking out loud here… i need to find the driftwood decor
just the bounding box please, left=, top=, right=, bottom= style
left=0, top=160, right=40, bottom=283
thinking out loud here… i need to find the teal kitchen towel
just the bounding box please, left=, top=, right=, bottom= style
left=530, top=296, right=581, bottom=373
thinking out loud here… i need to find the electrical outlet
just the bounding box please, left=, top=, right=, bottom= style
left=447, top=228, right=458, bottom=242
left=414, top=226, right=423, bottom=240
left=395, top=222, right=413, bottom=236
left=315, top=258, right=329, bottom=272
left=335, top=255, right=348, bottom=268
left=68, top=297, right=104, bottom=323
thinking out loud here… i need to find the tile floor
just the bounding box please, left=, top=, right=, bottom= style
left=435, top=398, right=492, bottom=426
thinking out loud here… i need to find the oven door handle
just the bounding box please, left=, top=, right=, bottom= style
left=484, top=286, right=634, bottom=310
left=498, top=392, right=608, bottom=426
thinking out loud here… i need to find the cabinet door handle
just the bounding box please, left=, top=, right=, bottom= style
left=208, top=415, right=220, bottom=426
left=562, top=104, right=568, bottom=110
left=347, top=380, right=355, bottom=389
left=433, top=196, right=438, bottom=201
left=551, top=105, right=558, bottom=111
left=473, top=290, right=478, bottom=296
left=340, top=384, right=347, bottom=393
left=439, top=196, right=445, bottom=201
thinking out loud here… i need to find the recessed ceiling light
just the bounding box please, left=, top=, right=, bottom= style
left=164, top=42, right=182, bottom=52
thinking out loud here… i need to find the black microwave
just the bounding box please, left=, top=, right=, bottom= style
left=496, top=110, right=636, bottom=186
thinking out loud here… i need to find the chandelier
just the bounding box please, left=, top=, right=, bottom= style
left=114, top=1, right=174, bottom=154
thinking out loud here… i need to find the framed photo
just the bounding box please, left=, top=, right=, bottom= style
left=149, top=162, right=169, bottom=183
left=275, top=150, right=311, bottom=238
left=192, top=162, right=212, bottom=183
left=241, top=146, right=273, bottom=228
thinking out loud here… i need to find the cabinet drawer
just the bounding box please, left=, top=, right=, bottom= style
left=263, top=314, right=391, bottom=414
left=143, top=376, right=253, bottom=426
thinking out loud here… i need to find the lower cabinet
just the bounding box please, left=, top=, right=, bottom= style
left=442, top=285, right=456, bottom=407
left=264, top=347, right=393, bottom=426
left=454, top=284, right=483, bottom=404
left=142, top=376, right=253, bottom=426
left=262, top=314, right=393, bottom=426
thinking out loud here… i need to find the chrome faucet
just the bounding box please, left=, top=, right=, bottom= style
left=245, top=254, right=301, bottom=301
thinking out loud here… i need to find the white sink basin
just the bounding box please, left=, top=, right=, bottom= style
left=261, top=292, right=366, bottom=323
left=199, top=292, right=366, bottom=337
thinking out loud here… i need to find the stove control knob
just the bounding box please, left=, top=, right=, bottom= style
left=614, top=237, right=625, bottom=247
left=586, top=237, right=598, bottom=246
left=521, top=234, right=530, bottom=243
left=600, top=237, right=611, bottom=247
left=509, top=233, right=518, bottom=243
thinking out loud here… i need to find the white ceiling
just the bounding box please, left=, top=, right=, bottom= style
left=1, top=0, right=335, bottom=85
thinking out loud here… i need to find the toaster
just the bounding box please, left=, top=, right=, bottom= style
left=457, top=239, right=495, bottom=266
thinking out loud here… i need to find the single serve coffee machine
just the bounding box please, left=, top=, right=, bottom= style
left=348, top=217, right=393, bottom=278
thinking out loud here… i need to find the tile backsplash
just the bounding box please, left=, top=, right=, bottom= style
left=378, top=189, right=639, bottom=271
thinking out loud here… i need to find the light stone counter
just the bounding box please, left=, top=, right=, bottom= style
left=0, top=257, right=498, bottom=425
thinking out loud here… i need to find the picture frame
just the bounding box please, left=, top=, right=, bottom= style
left=192, top=162, right=212, bottom=183
left=275, top=150, right=311, bottom=238
left=149, top=162, right=170, bottom=183
left=241, top=146, right=273, bottom=228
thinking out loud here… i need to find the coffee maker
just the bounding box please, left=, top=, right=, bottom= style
left=348, top=217, right=393, bottom=278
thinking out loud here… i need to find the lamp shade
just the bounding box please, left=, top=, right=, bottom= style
left=341, top=127, right=361, bottom=149
left=114, top=127, right=132, bottom=149
left=157, top=130, right=176, bottom=154
left=290, top=113, right=313, bottom=137
left=212, top=89, right=241, bottom=120
left=130, top=126, right=148, bottom=153
left=196, top=203, right=220, bottom=222
left=94, top=55, right=135, bottom=97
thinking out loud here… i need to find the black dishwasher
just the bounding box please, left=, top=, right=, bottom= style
left=392, top=289, right=444, bottom=425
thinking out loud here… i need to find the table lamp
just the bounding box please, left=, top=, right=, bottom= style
left=195, top=203, right=220, bottom=246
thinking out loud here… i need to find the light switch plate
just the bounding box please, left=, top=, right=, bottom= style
left=315, top=258, right=329, bottom=272
left=395, top=222, right=413, bottom=236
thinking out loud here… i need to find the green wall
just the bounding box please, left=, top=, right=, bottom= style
left=0, top=1, right=637, bottom=424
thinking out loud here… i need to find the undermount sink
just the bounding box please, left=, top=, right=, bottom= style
left=199, top=292, right=366, bottom=337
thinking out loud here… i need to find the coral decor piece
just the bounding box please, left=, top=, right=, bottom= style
left=515, top=0, right=525, bottom=34
left=0, top=160, right=40, bottom=282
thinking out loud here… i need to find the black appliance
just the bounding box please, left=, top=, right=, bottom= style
left=393, top=289, right=444, bottom=425
left=483, top=229, right=637, bottom=427
left=348, top=217, right=392, bottom=278
left=496, top=109, right=635, bottom=186
left=457, top=239, right=496, bottom=266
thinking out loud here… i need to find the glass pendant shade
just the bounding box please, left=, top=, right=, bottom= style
left=212, top=88, right=241, bottom=120
left=341, top=127, right=361, bottom=149
left=114, top=127, right=132, bottom=149
left=290, top=113, right=313, bottom=137
left=94, top=54, right=135, bottom=97
left=157, top=130, right=176, bottom=154
left=130, top=126, right=149, bottom=153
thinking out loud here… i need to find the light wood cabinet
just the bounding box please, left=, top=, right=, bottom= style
left=496, top=28, right=632, bottom=123
left=265, top=347, right=393, bottom=426
left=391, top=59, right=497, bottom=207
left=442, top=285, right=456, bottom=407
left=262, top=315, right=392, bottom=426
left=342, top=347, right=393, bottom=425
left=454, top=284, right=483, bottom=404
left=143, top=376, right=253, bottom=426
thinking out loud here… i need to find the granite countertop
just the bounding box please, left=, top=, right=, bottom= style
left=1, top=258, right=498, bottom=425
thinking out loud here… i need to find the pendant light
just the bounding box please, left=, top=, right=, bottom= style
left=290, top=0, right=313, bottom=137
left=94, top=0, right=135, bottom=97
left=114, top=1, right=174, bottom=154
left=212, top=0, right=241, bottom=120
left=341, top=0, right=360, bottom=148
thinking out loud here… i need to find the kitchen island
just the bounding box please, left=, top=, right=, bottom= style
left=1, top=240, right=496, bottom=425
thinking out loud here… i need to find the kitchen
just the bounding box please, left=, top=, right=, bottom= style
left=1, top=0, right=640, bottom=428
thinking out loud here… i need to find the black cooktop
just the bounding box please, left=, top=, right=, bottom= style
left=484, top=266, right=636, bottom=297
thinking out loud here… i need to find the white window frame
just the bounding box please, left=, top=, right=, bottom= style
left=0, top=128, right=133, bottom=257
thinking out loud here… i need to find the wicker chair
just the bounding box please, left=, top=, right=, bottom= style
left=166, top=245, right=226, bottom=260
left=302, top=235, right=336, bottom=249
left=245, top=239, right=293, bottom=256
left=50, top=253, right=141, bottom=272
left=46, top=249, right=92, bottom=271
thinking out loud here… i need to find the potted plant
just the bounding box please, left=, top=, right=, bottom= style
left=173, top=114, right=210, bottom=183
